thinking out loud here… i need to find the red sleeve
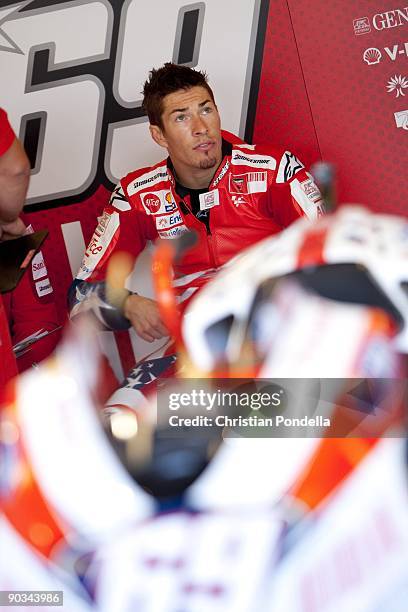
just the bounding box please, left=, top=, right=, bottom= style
left=267, top=149, right=324, bottom=227
left=0, top=108, right=16, bottom=156
left=76, top=181, right=151, bottom=283
left=221, top=129, right=245, bottom=145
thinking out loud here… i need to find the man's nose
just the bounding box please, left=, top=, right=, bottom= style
left=192, top=114, right=208, bottom=135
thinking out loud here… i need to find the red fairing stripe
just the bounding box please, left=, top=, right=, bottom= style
left=296, top=226, right=329, bottom=269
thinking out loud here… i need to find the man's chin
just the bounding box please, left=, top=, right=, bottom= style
left=199, top=156, right=217, bottom=170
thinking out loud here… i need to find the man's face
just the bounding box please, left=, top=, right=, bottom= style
left=150, top=86, right=222, bottom=185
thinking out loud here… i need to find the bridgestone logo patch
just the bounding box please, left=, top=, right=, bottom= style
left=133, top=172, right=167, bottom=189
left=231, top=151, right=276, bottom=170
left=127, top=166, right=169, bottom=196
left=234, top=154, right=270, bottom=164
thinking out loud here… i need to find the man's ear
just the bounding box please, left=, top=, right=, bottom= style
left=150, top=125, right=168, bottom=149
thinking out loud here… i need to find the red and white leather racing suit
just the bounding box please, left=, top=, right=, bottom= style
left=70, top=138, right=324, bottom=323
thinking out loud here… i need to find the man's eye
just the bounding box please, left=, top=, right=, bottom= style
left=201, top=106, right=212, bottom=115
left=175, top=114, right=187, bottom=122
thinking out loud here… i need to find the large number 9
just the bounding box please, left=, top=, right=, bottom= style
left=106, top=0, right=261, bottom=182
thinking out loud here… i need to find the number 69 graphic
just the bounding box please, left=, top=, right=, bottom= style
left=0, top=0, right=264, bottom=208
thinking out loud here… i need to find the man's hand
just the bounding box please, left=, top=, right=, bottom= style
left=124, top=294, right=169, bottom=342
left=0, top=217, right=26, bottom=240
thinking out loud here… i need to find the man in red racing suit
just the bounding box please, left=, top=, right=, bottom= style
left=68, top=63, right=323, bottom=404
left=69, top=72, right=323, bottom=325
left=72, top=137, right=323, bottom=304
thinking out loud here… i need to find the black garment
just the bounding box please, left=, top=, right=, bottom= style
left=170, top=139, right=233, bottom=234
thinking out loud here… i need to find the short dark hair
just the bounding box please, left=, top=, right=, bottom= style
left=142, top=62, right=215, bottom=129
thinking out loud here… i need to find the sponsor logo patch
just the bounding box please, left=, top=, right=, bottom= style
left=142, top=193, right=161, bottom=214
left=95, top=211, right=112, bottom=237
left=164, top=192, right=177, bottom=212
left=277, top=151, right=304, bottom=183
left=158, top=225, right=189, bottom=239
left=231, top=151, right=276, bottom=170
left=128, top=166, right=168, bottom=195
left=31, top=251, right=47, bottom=281
left=140, top=190, right=178, bottom=215
left=354, top=8, right=408, bottom=35
left=155, top=211, right=183, bottom=230
left=232, top=195, right=249, bottom=207
left=363, top=43, right=408, bottom=64
left=363, top=48, right=382, bottom=65
left=300, top=178, right=322, bottom=203
left=77, top=211, right=120, bottom=280
left=353, top=17, right=370, bottom=35
left=199, top=189, right=220, bottom=210
left=86, top=212, right=113, bottom=256
left=395, top=109, right=408, bottom=129
left=109, top=184, right=130, bottom=211
left=35, top=278, right=53, bottom=297
left=386, top=74, right=408, bottom=97
left=212, top=160, right=230, bottom=187
left=373, top=8, right=408, bottom=32
left=229, top=172, right=267, bottom=194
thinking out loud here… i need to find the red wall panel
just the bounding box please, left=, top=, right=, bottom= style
left=253, top=0, right=322, bottom=168
left=256, top=0, right=408, bottom=214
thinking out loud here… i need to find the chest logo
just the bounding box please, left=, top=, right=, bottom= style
left=143, top=193, right=161, bottom=213
left=141, top=190, right=178, bottom=215
left=232, top=195, right=249, bottom=207
left=199, top=189, right=220, bottom=210
left=229, top=172, right=267, bottom=195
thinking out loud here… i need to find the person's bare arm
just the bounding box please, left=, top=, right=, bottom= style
left=0, top=137, right=30, bottom=224
left=123, top=294, right=169, bottom=342
left=0, top=217, right=26, bottom=241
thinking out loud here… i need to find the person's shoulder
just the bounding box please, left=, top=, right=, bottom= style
left=236, top=141, right=287, bottom=157
left=120, top=158, right=169, bottom=194
left=107, top=158, right=170, bottom=215
left=229, top=141, right=284, bottom=171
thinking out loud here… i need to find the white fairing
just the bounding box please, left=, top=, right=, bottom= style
left=182, top=206, right=408, bottom=371
left=0, top=518, right=92, bottom=611
left=257, top=283, right=399, bottom=378
left=266, top=439, right=408, bottom=612
left=182, top=220, right=305, bottom=371
left=88, top=439, right=408, bottom=612
left=93, top=510, right=283, bottom=612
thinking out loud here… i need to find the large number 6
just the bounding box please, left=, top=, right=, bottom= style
left=0, top=0, right=113, bottom=206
